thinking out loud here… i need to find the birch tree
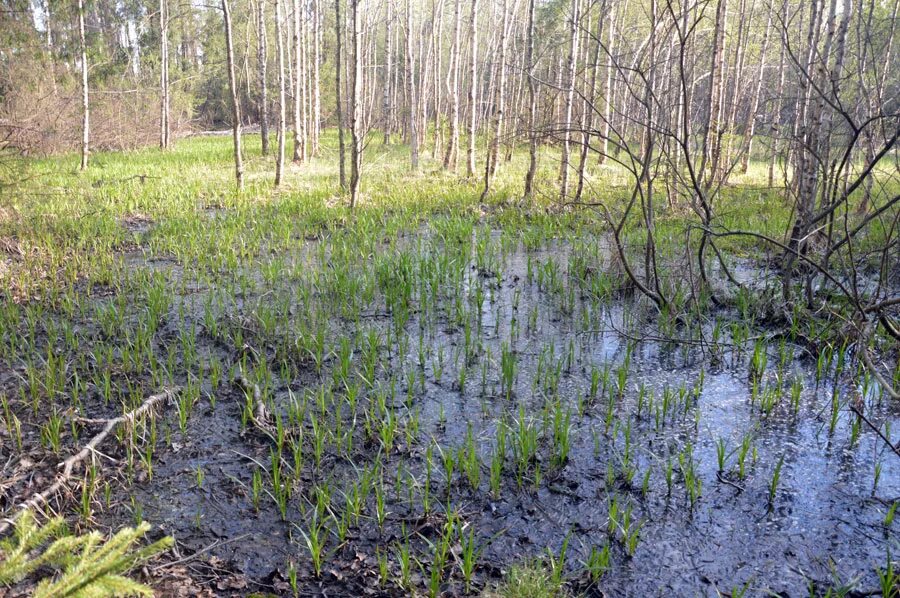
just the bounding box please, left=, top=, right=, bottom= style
left=406, top=0, right=419, bottom=170
left=442, top=0, right=461, bottom=169
left=559, top=0, right=580, bottom=199
left=275, top=0, right=287, bottom=185
left=465, top=0, right=478, bottom=177
left=349, top=0, right=363, bottom=206
left=78, top=0, right=89, bottom=170
left=222, top=0, right=244, bottom=189
left=257, top=0, right=270, bottom=155
left=160, top=0, right=170, bottom=150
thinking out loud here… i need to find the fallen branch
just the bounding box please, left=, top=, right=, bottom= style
left=849, top=402, right=900, bottom=460
left=0, top=387, right=179, bottom=536
left=234, top=372, right=277, bottom=442
left=150, top=532, right=251, bottom=572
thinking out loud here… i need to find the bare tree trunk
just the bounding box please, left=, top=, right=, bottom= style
left=406, top=0, right=419, bottom=170
left=559, top=0, right=580, bottom=199
left=78, top=0, right=89, bottom=170
left=257, top=0, right=269, bottom=155
left=465, top=0, right=478, bottom=177
left=160, top=0, right=171, bottom=150
left=767, top=0, right=788, bottom=186
left=312, top=0, right=322, bottom=155
left=44, top=0, right=53, bottom=49
left=703, top=0, right=727, bottom=185
left=223, top=0, right=244, bottom=190
left=302, top=5, right=311, bottom=159
left=522, top=0, right=537, bottom=196
left=275, top=0, right=287, bottom=185
left=442, top=0, right=461, bottom=169
left=480, top=0, right=511, bottom=198
left=383, top=0, right=394, bottom=143
left=575, top=0, right=603, bottom=202
left=335, top=0, right=347, bottom=189
left=740, top=3, right=771, bottom=173
left=782, top=0, right=823, bottom=297
left=859, top=0, right=896, bottom=209
left=600, top=0, right=622, bottom=164
left=292, top=0, right=305, bottom=162
left=431, top=0, right=445, bottom=158
left=722, top=0, right=748, bottom=172
left=349, top=0, right=362, bottom=206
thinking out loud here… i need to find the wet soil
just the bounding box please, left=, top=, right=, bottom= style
left=1, top=225, right=898, bottom=597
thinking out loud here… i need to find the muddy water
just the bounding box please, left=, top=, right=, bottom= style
left=72, top=231, right=900, bottom=595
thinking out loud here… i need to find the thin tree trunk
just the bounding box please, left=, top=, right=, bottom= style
left=160, top=0, right=170, bottom=150
left=383, top=0, right=394, bottom=143
left=312, top=0, right=322, bottom=155
left=740, top=4, right=771, bottom=173
left=575, top=0, right=603, bottom=202
left=301, top=4, right=310, bottom=160
left=523, top=0, right=537, bottom=196
left=349, top=0, right=362, bottom=206
left=223, top=0, right=244, bottom=189
left=600, top=0, right=622, bottom=164
left=722, top=0, right=748, bottom=172
left=335, top=0, right=347, bottom=188
left=275, top=0, right=287, bottom=185
left=465, top=0, right=478, bottom=177
left=703, top=0, right=727, bottom=185
left=431, top=0, right=445, bottom=158
left=78, top=0, right=89, bottom=170
left=559, top=0, right=580, bottom=199
left=767, top=0, right=788, bottom=186
left=292, top=0, right=305, bottom=161
left=406, top=0, right=419, bottom=170
left=480, top=0, right=511, bottom=198
left=257, top=0, right=269, bottom=155
left=442, top=0, right=461, bottom=169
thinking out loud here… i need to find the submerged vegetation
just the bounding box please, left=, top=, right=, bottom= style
left=0, top=134, right=898, bottom=595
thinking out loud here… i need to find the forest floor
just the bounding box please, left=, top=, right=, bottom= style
left=0, top=135, right=898, bottom=597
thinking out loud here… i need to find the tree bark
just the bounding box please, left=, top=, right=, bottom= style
left=223, top=0, right=244, bottom=190
left=78, top=0, right=89, bottom=170
left=522, top=0, right=537, bottom=196
left=600, top=0, right=622, bottom=164
left=275, top=0, right=287, bottom=185
left=293, top=0, right=306, bottom=162
left=740, top=3, right=771, bottom=173
left=465, top=0, right=478, bottom=177
left=160, top=0, right=171, bottom=150
left=335, top=0, right=347, bottom=189
left=406, top=0, right=419, bottom=170
left=442, top=0, right=461, bottom=169
left=257, top=0, right=269, bottom=155
left=312, top=0, right=322, bottom=155
left=480, top=0, right=512, bottom=198
left=767, top=0, right=788, bottom=186
left=703, top=0, right=727, bottom=185
left=349, top=0, right=362, bottom=206
left=383, top=0, right=394, bottom=143
left=559, top=0, right=580, bottom=199
left=575, top=0, right=604, bottom=202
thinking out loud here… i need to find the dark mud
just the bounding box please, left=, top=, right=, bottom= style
left=1, top=227, right=898, bottom=597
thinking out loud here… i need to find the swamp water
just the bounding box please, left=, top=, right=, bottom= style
left=4, top=222, right=898, bottom=597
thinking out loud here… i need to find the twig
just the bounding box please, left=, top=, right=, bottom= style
left=150, top=533, right=251, bottom=572
left=0, top=387, right=180, bottom=536
left=716, top=472, right=745, bottom=492
left=234, top=372, right=280, bottom=444
left=849, top=403, right=900, bottom=459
